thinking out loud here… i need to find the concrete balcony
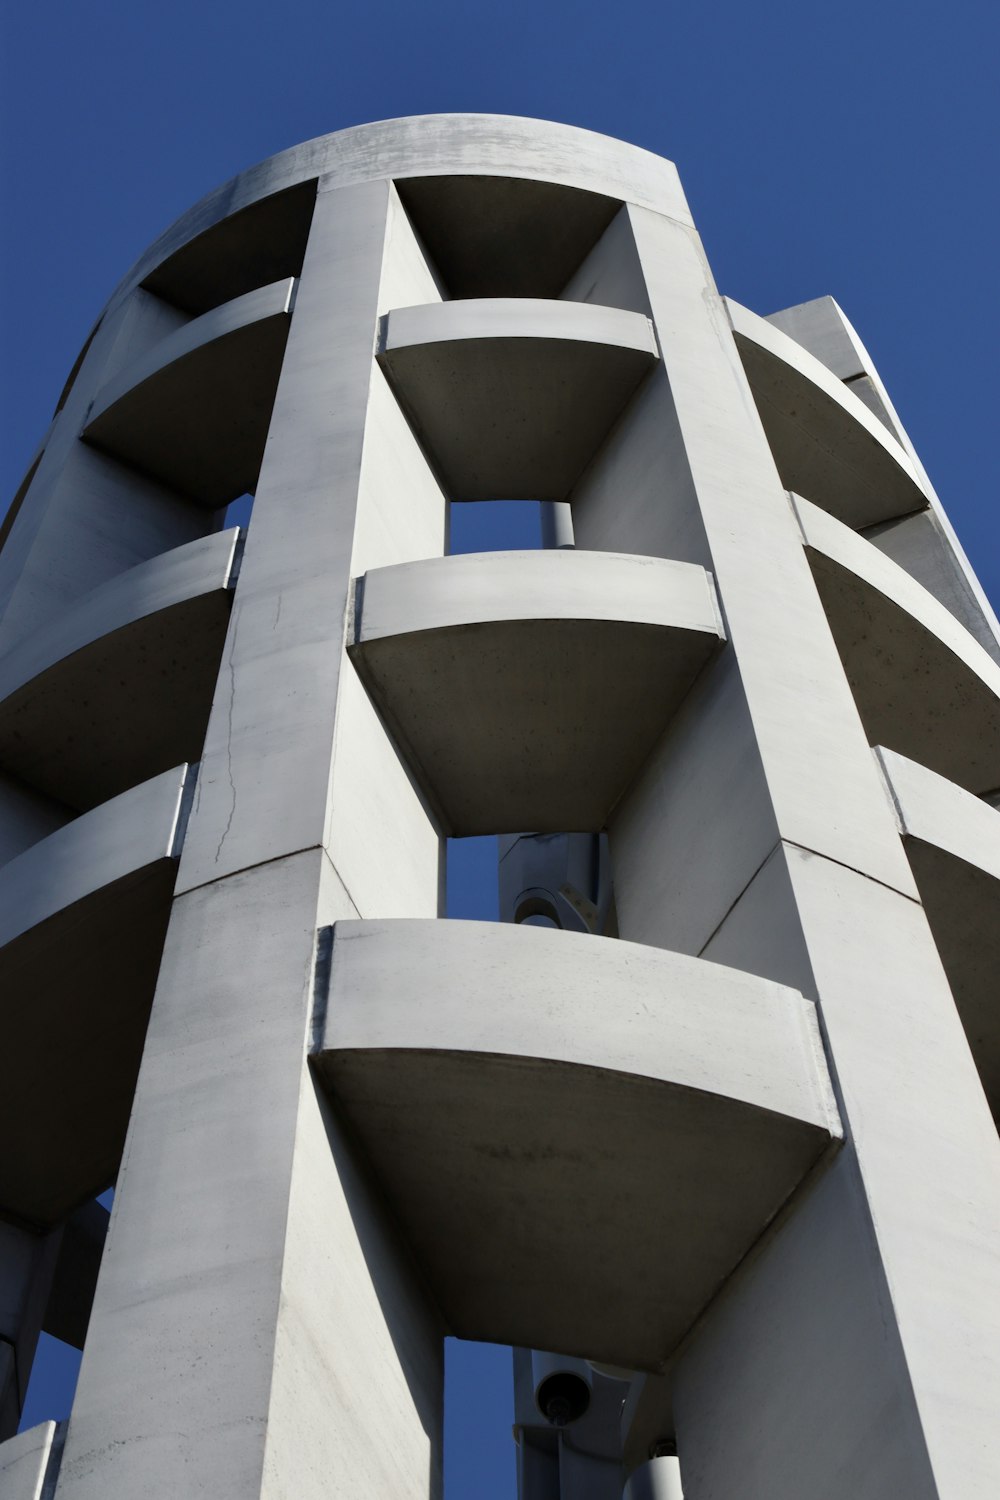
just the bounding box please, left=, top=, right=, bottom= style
left=376, top=298, right=658, bottom=499
left=727, top=298, right=928, bottom=529
left=312, top=918, right=841, bottom=1371
left=0, top=529, right=238, bottom=809
left=83, top=278, right=296, bottom=505
left=348, top=548, right=724, bottom=834
left=796, top=495, right=1000, bottom=795
left=0, top=766, right=193, bottom=1226
left=876, top=746, right=1000, bottom=1120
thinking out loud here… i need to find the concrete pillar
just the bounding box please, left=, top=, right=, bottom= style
left=614, top=199, right=1000, bottom=1500
left=52, top=177, right=446, bottom=1500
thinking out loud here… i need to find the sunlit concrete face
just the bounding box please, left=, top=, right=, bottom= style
left=0, top=114, right=998, bottom=1500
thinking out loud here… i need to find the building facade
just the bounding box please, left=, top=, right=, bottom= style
left=1, top=115, right=999, bottom=1500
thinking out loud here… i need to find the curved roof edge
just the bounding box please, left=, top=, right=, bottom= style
left=109, top=114, right=689, bottom=314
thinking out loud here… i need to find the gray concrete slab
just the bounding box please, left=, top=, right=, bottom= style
left=876, top=746, right=1000, bottom=1117
left=313, top=918, right=839, bottom=1370
left=377, top=298, right=658, bottom=500
left=0, top=530, right=237, bottom=809
left=784, top=295, right=1000, bottom=659
left=84, top=279, right=295, bottom=505
left=350, top=548, right=723, bottom=834
left=0, top=292, right=213, bottom=649
left=0, top=1422, right=59, bottom=1500
left=143, top=179, right=318, bottom=315
left=764, top=294, right=867, bottom=381
left=111, top=117, right=690, bottom=317
left=865, top=508, right=1000, bottom=664
left=795, top=495, right=1000, bottom=794
left=726, top=298, right=928, bottom=528
left=396, top=175, right=620, bottom=299
left=0, top=765, right=190, bottom=1225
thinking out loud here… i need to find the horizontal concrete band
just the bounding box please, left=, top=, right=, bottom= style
left=84, top=279, right=296, bottom=505
left=0, top=531, right=238, bottom=810
left=313, top=918, right=841, bottom=1370
left=726, top=298, right=928, bottom=529
left=876, top=746, right=1000, bottom=1117
left=378, top=298, right=659, bottom=501
left=0, top=767, right=192, bottom=1225
left=795, top=495, right=1000, bottom=794
left=349, top=549, right=724, bottom=834
left=114, top=115, right=691, bottom=313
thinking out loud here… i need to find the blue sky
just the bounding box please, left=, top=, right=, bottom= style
left=2, top=1, right=998, bottom=1493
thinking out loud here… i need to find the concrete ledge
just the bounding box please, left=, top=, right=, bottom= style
left=0, top=1422, right=59, bottom=1500
left=377, top=298, right=658, bottom=499
left=876, top=746, right=1000, bottom=1118
left=84, top=279, right=295, bottom=504
left=349, top=549, right=724, bottom=834
left=796, top=495, right=1000, bottom=795
left=0, top=767, right=191, bottom=1225
left=727, top=298, right=927, bottom=528
left=313, top=918, right=841, bottom=1370
left=112, top=115, right=690, bottom=312
left=0, top=530, right=238, bottom=810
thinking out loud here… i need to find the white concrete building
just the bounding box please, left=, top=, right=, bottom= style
left=1, top=115, right=999, bottom=1500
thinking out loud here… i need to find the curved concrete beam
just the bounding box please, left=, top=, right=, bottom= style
left=377, top=298, right=658, bottom=500
left=84, top=279, right=296, bottom=505
left=111, top=115, right=690, bottom=312
left=727, top=298, right=927, bottom=528
left=313, top=917, right=841, bottom=1370
left=795, top=494, right=1000, bottom=794
left=349, top=548, right=724, bottom=833
left=876, top=746, right=1000, bottom=1118
left=0, top=766, right=192, bottom=1226
left=0, top=529, right=239, bottom=809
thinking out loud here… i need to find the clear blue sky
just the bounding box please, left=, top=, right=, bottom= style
left=2, top=1, right=998, bottom=1493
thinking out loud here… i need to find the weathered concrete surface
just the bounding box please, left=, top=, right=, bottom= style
left=351, top=548, right=722, bottom=833
left=0, top=114, right=994, bottom=1500
left=0, top=530, right=237, bottom=809
left=0, top=766, right=190, bottom=1224
left=314, top=918, right=839, bottom=1369
left=629, top=198, right=1000, bottom=1500
left=84, top=280, right=295, bottom=505
left=876, top=745, right=1000, bottom=1116
left=378, top=298, right=657, bottom=499
left=727, top=297, right=927, bottom=527
left=796, top=494, right=1000, bottom=794
left=54, top=174, right=446, bottom=1500
left=0, top=1422, right=60, bottom=1499
left=111, top=115, right=691, bottom=313
left=767, top=293, right=1000, bottom=660
left=396, top=175, right=620, bottom=299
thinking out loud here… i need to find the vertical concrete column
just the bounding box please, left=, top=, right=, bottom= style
left=53, top=178, right=444, bottom=1500
left=616, top=204, right=1000, bottom=1499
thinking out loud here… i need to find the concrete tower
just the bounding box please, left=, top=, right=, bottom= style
left=1, top=116, right=999, bottom=1500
